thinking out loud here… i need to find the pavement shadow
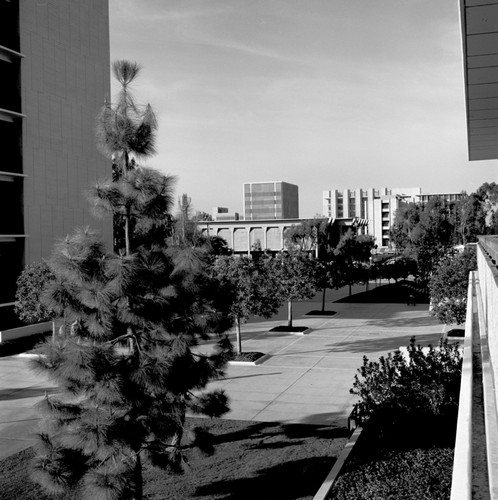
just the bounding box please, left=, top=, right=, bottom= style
left=0, top=333, right=50, bottom=358
left=0, top=386, right=57, bottom=402
left=328, top=333, right=445, bottom=354
left=193, top=456, right=337, bottom=499
left=222, top=372, right=283, bottom=381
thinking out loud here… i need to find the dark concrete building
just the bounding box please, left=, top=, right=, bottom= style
left=0, top=0, right=111, bottom=328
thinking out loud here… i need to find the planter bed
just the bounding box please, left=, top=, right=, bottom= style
left=269, top=326, right=311, bottom=334
left=0, top=417, right=349, bottom=500
left=305, top=310, right=337, bottom=317
left=227, top=351, right=270, bottom=365
left=329, top=417, right=456, bottom=500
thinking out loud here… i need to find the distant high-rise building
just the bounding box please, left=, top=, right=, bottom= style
left=244, top=181, right=299, bottom=220
left=0, top=0, right=111, bottom=328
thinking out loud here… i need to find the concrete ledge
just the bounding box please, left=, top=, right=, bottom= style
left=0, top=322, right=52, bottom=343
left=312, top=427, right=363, bottom=500
left=228, top=353, right=271, bottom=366
left=475, top=275, right=498, bottom=499
left=450, top=272, right=474, bottom=500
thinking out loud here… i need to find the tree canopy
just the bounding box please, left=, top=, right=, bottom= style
left=428, top=246, right=477, bottom=325
left=272, top=251, right=318, bottom=328
left=213, top=255, right=281, bottom=354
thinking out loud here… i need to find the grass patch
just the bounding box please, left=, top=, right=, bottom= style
left=331, top=413, right=456, bottom=499
left=0, top=418, right=349, bottom=500
left=332, top=444, right=453, bottom=500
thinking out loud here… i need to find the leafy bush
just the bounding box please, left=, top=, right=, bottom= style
left=350, top=337, right=462, bottom=433
left=429, top=246, right=476, bottom=325
left=333, top=446, right=453, bottom=500
left=14, top=261, right=56, bottom=324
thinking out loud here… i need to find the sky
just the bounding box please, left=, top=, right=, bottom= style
left=109, top=0, right=497, bottom=218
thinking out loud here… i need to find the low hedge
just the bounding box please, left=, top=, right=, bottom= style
left=332, top=446, right=453, bottom=500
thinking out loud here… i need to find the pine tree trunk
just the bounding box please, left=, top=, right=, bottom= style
left=321, top=287, right=326, bottom=312
left=287, top=300, right=293, bottom=328
left=132, top=452, right=143, bottom=500
left=235, top=317, right=242, bottom=355
left=125, top=216, right=130, bottom=256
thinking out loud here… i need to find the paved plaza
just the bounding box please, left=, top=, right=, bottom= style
left=0, top=284, right=447, bottom=460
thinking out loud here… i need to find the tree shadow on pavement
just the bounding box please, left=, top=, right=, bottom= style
left=327, top=333, right=445, bottom=354
left=0, top=333, right=50, bottom=358
left=0, top=386, right=57, bottom=402
left=193, top=456, right=337, bottom=500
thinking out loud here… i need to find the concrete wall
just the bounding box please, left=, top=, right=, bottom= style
left=477, top=237, right=498, bottom=407
left=19, top=0, right=112, bottom=264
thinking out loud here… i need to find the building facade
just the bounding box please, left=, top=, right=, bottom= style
left=244, top=181, right=299, bottom=220
left=197, top=217, right=366, bottom=255
left=0, top=0, right=111, bottom=328
left=323, top=187, right=421, bottom=248
left=323, top=187, right=466, bottom=249
left=212, top=206, right=240, bottom=221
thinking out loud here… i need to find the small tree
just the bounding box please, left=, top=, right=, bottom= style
left=314, top=256, right=347, bottom=312
left=29, top=60, right=234, bottom=500
left=284, top=218, right=329, bottom=254
left=214, top=255, right=282, bottom=354
left=273, top=251, right=318, bottom=328
left=333, top=231, right=375, bottom=296
left=15, top=261, right=56, bottom=329
left=428, top=247, right=477, bottom=325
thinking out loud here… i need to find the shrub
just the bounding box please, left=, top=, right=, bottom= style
left=350, top=337, right=462, bottom=434
left=14, top=261, right=56, bottom=325
left=429, top=246, right=477, bottom=325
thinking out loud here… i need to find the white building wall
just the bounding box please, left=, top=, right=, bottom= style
left=322, top=186, right=423, bottom=248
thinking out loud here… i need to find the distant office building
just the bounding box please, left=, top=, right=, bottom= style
left=0, top=0, right=111, bottom=328
left=244, top=181, right=299, bottom=220
left=323, top=187, right=422, bottom=248
left=212, top=207, right=240, bottom=221
left=197, top=216, right=365, bottom=255
left=322, top=187, right=466, bottom=248
left=417, top=192, right=465, bottom=203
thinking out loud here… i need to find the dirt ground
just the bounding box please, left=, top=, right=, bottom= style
left=0, top=417, right=349, bottom=500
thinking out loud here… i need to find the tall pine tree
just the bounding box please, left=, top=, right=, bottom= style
left=29, top=61, right=234, bottom=500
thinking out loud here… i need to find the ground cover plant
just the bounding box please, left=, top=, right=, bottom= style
left=331, top=337, right=462, bottom=499
left=0, top=418, right=349, bottom=500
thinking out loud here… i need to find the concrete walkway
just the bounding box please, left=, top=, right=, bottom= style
left=201, top=286, right=445, bottom=427
left=0, top=283, right=446, bottom=460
